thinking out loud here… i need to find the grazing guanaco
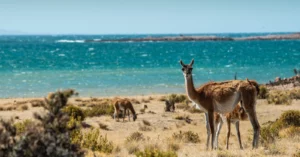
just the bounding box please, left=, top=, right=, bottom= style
left=113, top=98, right=137, bottom=122
left=180, top=59, right=260, bottom=149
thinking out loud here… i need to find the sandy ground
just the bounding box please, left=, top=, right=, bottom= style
left=0, top=95, right=299, bottom=157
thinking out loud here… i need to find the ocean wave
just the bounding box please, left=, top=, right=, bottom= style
left=56, top=40, right=84, bottom=43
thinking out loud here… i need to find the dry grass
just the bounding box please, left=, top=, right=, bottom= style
left=98, top=122, right=109, bottom=130
left=142, top=120, right=151, bottom=126
left=1, top=94, right=300, bottom=157
left=171, top=130, right=200, bottom=143
left=267, top=90, right=293, bottom=105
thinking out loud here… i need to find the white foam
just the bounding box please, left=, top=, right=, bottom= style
left=56, top=40, right=84, bottom=43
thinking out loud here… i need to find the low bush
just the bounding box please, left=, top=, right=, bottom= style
left=267, top=90, right=292, bottom=105
left=84, top=104, right=114, bottom=117
left=126, top=132, right=145, bottom=143
left=258, top=85, right=269, bottom=99
left=260, top=110, right=300, bottom=145
left=14, top=119, right=34, bottom=135
left=168, top=94, right=188, bottom=103
left=135, top=148, right=177, bottom=157
left=63, top=105, right=85, bottom=121
left=80, top=128, right=114, bottom=153
left=172, top=131, right=200, bottom=143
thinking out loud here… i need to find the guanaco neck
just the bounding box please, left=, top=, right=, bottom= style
left=128, top=104, right=136, bottom=115
left=184, top=74, right=199, bottom=101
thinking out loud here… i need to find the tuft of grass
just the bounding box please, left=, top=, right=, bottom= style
left=130, top=98, right=141, bottom=104
left=126, top=132, right=145, bottom=143
left=171, top=131, right=200, bottom=143
left=20, top=105, right=29, bottom=111
left=63, top=105, right=85, bottom=121
left=293, top=150, right=300, bottom=157
left=126, top=142, right=140, bottom=154
left=167, top=140, right=181, bottom=152
left=258, top=85, right=269, bottom=99
left=176, top=102, right=189, bottom=110
left=84, top=104, right=114, bottom=117
left=135, top=148, right=177, bottom=157
left=174, top=114, right=192, bottom=124
left=279, top=126, right=300, bottom=138
left=168, top=94, right=188, bottom=103
left=290, top=89, right=300, bottom=99
left=99, top=122, right=109, bottom=130
left=139, top=125, right=152, bottom=132
left=140, top=108, right=145, bottom=114
left=267, top=90, right=292, bottom=105
left=158, top=96, right=167, bottom=102
left=216, top=150, right=235, bottom=157
left=261, top=110, right=300, bottom=145
left=80, top=128, right=114, bottom=153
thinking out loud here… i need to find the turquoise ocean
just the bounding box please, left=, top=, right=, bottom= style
left=0, top=33, right=299, bottom=98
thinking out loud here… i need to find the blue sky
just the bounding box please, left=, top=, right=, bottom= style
left=1, top=0, right=300, bottom=34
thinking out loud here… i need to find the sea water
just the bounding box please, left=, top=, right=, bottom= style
left=0, top=34, right=299, bottom=98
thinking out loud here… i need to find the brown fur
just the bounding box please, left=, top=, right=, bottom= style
left=113, top=98, right=137, bottom=122
left=180, top=59, right=260, bottom=149
left=214, top=103, right=248, bottom=149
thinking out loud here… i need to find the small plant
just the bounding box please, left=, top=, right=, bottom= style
left=135, top=148, right=177, bottom=157
left=126, top=142, right=140, bottom=154
left=168, top=94, right=188, bottom=103
left=140, top=108, right=145, bottom=114
left=80, top=128, right=114, bottom=153
left=126, top=132, right=145, bottom=143
left=158, top=96, right=167, bottom=101
left=258, top=85, right=269, bottom=99
left=14, top=119, right=34, bottom=135
left=176, top=102, right=189, bottom=110
left=172, top=131, right=200, bottom=143
left=267, top=90, right=292, bottom=105
left=216, top=150, right=235, bottom=157
left=167, top=140, right=180, bottom=152
left=63, top=105, right=85, bottom=121
left=260, top=110, right=300, bottom=145
left=84, top=104, right=114, bottom=117
left=99, top=122, right=109, bottom=130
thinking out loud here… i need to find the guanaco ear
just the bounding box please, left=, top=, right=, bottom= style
left=189, top=59, right=194, bottom=66
left=180, top=60, right=185, bottom=67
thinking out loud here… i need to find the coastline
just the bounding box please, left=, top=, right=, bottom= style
left=84, top=32, right=300, bottom=43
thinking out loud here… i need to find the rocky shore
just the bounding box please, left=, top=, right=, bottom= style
left=84, top=33, right=300, bottom=43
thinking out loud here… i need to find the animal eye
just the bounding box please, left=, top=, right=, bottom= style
left=181, top=68, right=184, bottom=71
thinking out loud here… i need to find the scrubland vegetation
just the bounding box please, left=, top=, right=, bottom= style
left=0, top=89, right=299, bottom=157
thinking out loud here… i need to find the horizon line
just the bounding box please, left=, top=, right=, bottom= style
left=0, top=31, right=299, bottom=36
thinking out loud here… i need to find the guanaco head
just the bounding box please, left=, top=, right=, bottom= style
left=133, top=114, right=137, bottom=121
left=180, top=59, right=194, bottom=78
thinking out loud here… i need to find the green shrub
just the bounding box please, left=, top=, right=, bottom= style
left=168, top=94, right=188, bottom=103
left=0, top=89, right=84, bottom=157
left=261, top=110, right=300, bottom=145
left=258, top=85, right=269, bottom=99
left=84, top=104, right=114, bottom=117
left=63, top=105, right=85, bottom=121
left=80, top=128, right=114, bottom=153
left=289, top=89, right=300, bottom=99
left=267, top=90, right=292, bottom=105
left=172, top=131, right=200, bottom=143
left=135, top=148, right=177, bottom=157
left=14, top=119, right=34, bottom=135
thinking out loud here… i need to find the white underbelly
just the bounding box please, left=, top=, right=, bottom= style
left=213, top=92, right=240, bottom=114
left=192, top=101, right=207, bottom=112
